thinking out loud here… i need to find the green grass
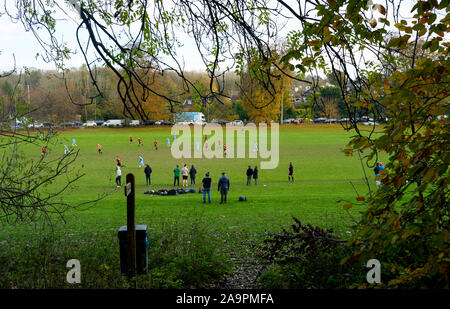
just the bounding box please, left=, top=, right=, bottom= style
left=0, top=124, right=386, bottom=288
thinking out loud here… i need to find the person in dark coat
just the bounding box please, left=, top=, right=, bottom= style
left=288, top=162, right=294, bottom=182
left=190, top=165, right=197, bottom=186
left=218, top=172, right=230, bottom=204
left=374, top=163, right=380, bottom=177
left=144, top=164, right=152, bottom=186
left=202, top=172, right=212, bottom=203
left=246, top=166, right=253, bottom=185
left=253, top=166, right=258, bottom=185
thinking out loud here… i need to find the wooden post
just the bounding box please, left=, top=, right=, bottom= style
left=125, top=173, right=136, bottom=278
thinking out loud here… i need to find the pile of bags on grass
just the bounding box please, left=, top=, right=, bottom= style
left=144, top=188, right=196, bottom=196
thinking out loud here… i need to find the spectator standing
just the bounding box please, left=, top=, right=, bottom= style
left=246, top=165, right=253, bottom=185
left=173, top=165, right=180, bottom=186
left=374, top=163, right=381, bottom=187
left=374, top=163, right=380, bottom=177
left=253, top=166, right=258, bottom=185
left=181, top=164, right=189, bottom=187
left=202, top=172, right=212, bottom=203
left=218, top=172, right=230, bottom=204
left=288, top=162, right=294, bottom=182
left=190, top=165, right=197, bottom=186
left=144, top=164, right=152, bottom=186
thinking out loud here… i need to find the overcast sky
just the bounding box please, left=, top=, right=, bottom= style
left=0, top=1, right=211, bottom=73
left=0, top=0, right=437, bottom=75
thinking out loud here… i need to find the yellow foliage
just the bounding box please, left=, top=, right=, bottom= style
left=240, top=64, right=292, bottom=123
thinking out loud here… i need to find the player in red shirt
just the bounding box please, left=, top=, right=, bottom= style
left=41, top=146, right=46, bottom=157
left=138, top=137, right=142, bottom=146
left=97, top=144, right=102, bottom=154
left=116, top=156, right=121, bottom=166
left=223, top=144, right=227, bottom=157
left=154, top=140, right=158, bottom=150
left=129, top=136, right=133, bottom=143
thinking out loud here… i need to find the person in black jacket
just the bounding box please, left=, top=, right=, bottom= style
left=218, top=172, right=230, bottom=204
left=374, top=163, right=380, bottom=177
left=202, top=172, right=212, bottom=203
left=246, top=166, right=253, bottom=185
left=288, top=162, right=294, bottom=182
left=190, top=165, right=197, bottom=186
left=253, top=166, right=258, bottom=185
left=144, top=164, right=152, bottom=186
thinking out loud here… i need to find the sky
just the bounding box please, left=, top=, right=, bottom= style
left=0, top=1, right=210, bottom=73
left=0, top=7, right=84, bottom=72
left=0, top=0, right=440, bottom=75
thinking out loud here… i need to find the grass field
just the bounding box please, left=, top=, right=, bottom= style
left=0, top=124, right=386, bottom=288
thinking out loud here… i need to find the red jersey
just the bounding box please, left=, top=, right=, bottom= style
left=42, top=147, right=46, bottom=153
left=138, top=138, right=142, bottom=143
left=154, top=141, right=157, bottom=145
left=116, top=157, right=121, bottom=164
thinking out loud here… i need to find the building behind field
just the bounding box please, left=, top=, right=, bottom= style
left=175, top=112, right=206, bottom=124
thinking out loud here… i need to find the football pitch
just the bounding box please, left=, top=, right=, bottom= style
left=0, top=124, right=386, bottom=288
left=33, top=125, right=379, bottom=234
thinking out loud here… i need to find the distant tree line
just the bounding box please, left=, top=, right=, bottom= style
left=0, top=66, right=247, bottom=123
left=1, top=65, right=358, bottom=124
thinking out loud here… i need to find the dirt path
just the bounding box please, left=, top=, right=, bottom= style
left=204, top=238, right=268, bottom=289
left=216, top=253, right=266, bottom=289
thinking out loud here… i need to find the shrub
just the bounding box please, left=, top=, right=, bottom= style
left=257, top=217, right=364, bottom=288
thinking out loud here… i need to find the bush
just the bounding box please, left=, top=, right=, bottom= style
left=257, top=217, right=364, bottom=288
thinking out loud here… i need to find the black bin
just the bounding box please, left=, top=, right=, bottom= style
left=118, top=225, right=149, bottom=275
